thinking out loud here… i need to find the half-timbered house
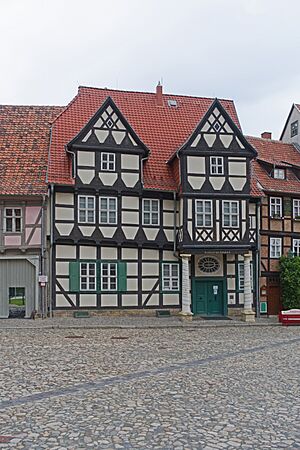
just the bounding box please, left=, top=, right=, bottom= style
left=48, top=85, right=260, bottom=319
left=0, top=105, right=63, bottom=318
left=249, top=133, right=300, bottom=315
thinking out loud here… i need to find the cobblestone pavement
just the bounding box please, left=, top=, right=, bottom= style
left=0, top=327, right=299, bottom=449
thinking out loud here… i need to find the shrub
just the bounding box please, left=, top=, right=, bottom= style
left=279, top=255, right=300, bottom=310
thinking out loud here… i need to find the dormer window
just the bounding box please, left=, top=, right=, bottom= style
left=273, top=168, right=285, bottom=180
left=291, top=120, right=298, bottom=137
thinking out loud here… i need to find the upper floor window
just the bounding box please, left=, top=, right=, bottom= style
left=143, top=199, right=159, bottom=225
left=293, top=199, right=300, bottom=219
left=4, top=208, right=22, bottom=233
left=293, top=239, right=300, bottom=256
left=210, top=156, right=224, bottom=175
left=80, top=262, right=96, bottom=291
left=100, top=152, right=115, bottom=171
left=99, top=197, right=117, bottom=224
left=162, top=263, right=180, bottom=291
left=101, top=262, right=117, bottom=291
left=270, top=237, right=282, bottom=258
left=196, top=200, right=213, bottom=227
left=223, top=201, right=239, bottom=227
left=270, top=197, right=282, bottom=218
left=78, top=196, right=95, bottom=223
left=273, top=168, right=285, bottom=179
left=291, top=120, right=298, bottom=137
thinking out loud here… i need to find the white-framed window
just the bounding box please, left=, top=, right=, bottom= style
left=143, top=199, right=159, bottom=225
left=100, top=152, right=115, bottom=171
left=99, top=197, right=117, bottom=224
left=293, top=239, right=300, bottom=256
left=162, top=263, right=179, bottom=291
left=196, top=200, right=213, bottom=227
left=291, top=120, right=298, bottom=138
left=4, top=208, right=22, bottom=233
left=210, top=156, right=224, bottom=175
left=78, top=195, right=95, bottom=223
left=238, top=262, right=253, bottom=291
left=80, top=262, right=96, bottom=291
left=273, top=168, right=285, bottom=180
left=293, top=199, right=300, bottom=219
left=270, top=197, right=282, bottom=218
left=222, top=201, right=239, bottom=227
left=101, top=262, right=117, bottom=291
left=270, top=237, right=282, bottom=258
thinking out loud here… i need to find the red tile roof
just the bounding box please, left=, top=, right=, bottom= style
left=0, top=105, right=64, bottom=196
left=247, top=136, right=300, bottom=194
left=48, top=86, right=241, bottom=190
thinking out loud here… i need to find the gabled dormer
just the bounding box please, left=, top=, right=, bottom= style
left=172, top=99, right=257, bottom=195
left=67, top=97, right=149, bottom=190
left=280, top=104, right=300, bottom=146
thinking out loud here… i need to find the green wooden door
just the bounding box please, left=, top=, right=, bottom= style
left=193, top=279, right=224, bottom=316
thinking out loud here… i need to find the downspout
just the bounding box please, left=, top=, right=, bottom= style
left=255, top=199, right=261, bottom=318
left=40, top=194, right=47, bottom=318
left=49, top=183, right=54, bottom=318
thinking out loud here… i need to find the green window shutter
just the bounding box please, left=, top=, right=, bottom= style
left=118, top=261, right=127, bottom=292
left=69, top=261, right=80, bottom=292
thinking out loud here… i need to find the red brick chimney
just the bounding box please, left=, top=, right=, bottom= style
left=261, top=132, right=272, bottom=139
left=156, top=82, right=163, bottom=106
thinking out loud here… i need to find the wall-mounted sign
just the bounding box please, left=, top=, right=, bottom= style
left=38, top=275, right=48, bottom=284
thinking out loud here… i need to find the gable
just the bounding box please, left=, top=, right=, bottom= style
left=179, top=99, right=257, bottom=157
left=68, top=97, right=149, bottom=154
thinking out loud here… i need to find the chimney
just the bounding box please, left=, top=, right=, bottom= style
left=156, top=82, right=163, bottom=106
left=261, top=131, right=272, bottom=139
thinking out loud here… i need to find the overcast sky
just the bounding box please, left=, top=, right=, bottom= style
left=1, top=0, right=300, bottom=138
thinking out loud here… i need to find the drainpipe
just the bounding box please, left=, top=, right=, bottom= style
left=49, top=184, right=54, bottom=318
left=256, top=200, right=261, bottom=318
left=40, top=195, right=47, bottom=318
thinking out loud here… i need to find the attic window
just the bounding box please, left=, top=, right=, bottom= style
left=213, top=122, right=221, bottom=131
left=167, top=99, right=177, bottom=107
left=291, top=120, right=298, bottom=137
left=273, top=168, right=285, bottom=180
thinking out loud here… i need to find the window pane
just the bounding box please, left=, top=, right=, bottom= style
left=101, top=212, right=107, bottom=223
left=152, top=201, right=159, bottom=212
left=87, top=197, right=94, bottom=208
left=109, top=212, right=116, bottom=223
left=171, top=265, right=178, bottom=276
left=101, top=198, right=107, bottom=209
left=163, top=265, right=170, bottom=277
left=79, top=197, right=86, bottom=208
left=109, top=198, right=116, bottom=209
left=87, top=211, right=94, bottom=222
left=15, top=218, right=21, bottom=232
left=6, top=209, right=13, bottom=216
left=144, top=200, right=150, bottom=211
left=6, top=218, right=12, bottom=232
left=144, top=212, right=150, bottom=224
left=152, top=213, right=159, bottom=224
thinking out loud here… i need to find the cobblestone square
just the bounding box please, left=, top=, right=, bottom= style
left=0, top=325, right=299, bottom=449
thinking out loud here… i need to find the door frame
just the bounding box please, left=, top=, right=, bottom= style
left=192, top=277, right=227, bottom=316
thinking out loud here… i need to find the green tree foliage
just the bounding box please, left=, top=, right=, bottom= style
left=279, top=255, right=300, bottom=310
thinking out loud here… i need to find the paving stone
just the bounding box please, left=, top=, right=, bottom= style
left=0, top=326, right=299, bottom=449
